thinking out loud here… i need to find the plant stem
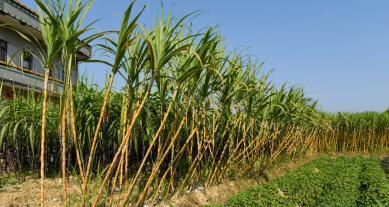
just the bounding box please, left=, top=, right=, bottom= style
left=40, top=69, right=49, bottom=207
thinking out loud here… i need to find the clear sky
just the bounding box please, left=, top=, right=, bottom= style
left=21, top=0, right=389, bottom=112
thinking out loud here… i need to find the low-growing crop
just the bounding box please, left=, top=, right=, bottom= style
left=358, top=157, right=389, bottom=207
left=226, top=156, right=389, bottom=207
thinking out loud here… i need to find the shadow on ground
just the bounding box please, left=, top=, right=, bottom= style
left=382, top=156, right=389, bottom=174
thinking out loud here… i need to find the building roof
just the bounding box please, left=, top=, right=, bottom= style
left=12, top=0, right=38, bottom=18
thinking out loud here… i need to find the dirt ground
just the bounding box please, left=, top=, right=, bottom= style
left=1, top=153, right=388, bottom=207
left=0, top=176, right=82, bottom=207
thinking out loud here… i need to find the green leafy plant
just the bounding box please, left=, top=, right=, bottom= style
left=225, top=156, right=389, bottom=207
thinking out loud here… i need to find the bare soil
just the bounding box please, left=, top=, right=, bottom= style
left=0, top=177, right=81, bottom=207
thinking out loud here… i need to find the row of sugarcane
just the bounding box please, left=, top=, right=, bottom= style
left=0, top=0, right=388, bottom=206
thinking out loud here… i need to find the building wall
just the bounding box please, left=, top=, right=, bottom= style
left=1, top=85, right=13, bottom=99
left=0, top=0, right=40, bottom=30
left=0, top=0, right=89, bottom=96
left=0, top=27, right=69, bottom=81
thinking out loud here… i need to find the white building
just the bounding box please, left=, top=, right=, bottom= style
left=0, top=0, right=91, bottom=98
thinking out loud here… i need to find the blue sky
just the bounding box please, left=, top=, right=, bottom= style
left=22, top=0, right=389, bottom=112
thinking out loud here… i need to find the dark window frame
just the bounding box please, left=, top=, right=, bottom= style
left=22, top=50, right=33, bottom=71
left=0, top=39, right=7, bottom=62
left=60, top=69, right=65, bottom=81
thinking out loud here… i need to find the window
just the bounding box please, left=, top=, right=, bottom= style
left=0, top=39, right=7, bottom=62
left=59, top=69, right=65, bottom=81
left=22, top=51, right=33, bottom=70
